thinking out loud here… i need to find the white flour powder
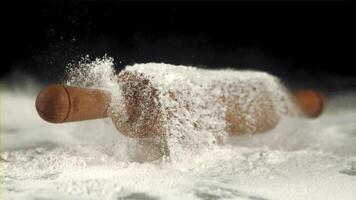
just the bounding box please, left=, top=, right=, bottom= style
left=2, top=57, right=356, bottom=200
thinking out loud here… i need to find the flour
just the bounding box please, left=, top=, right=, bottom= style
left=63, top=58, right=301, bottom=161
left=65, top=55, right=124, bottom=117
left=2, top=57, right=356, bottom=200
left=121, top=63, right=299, bottom=160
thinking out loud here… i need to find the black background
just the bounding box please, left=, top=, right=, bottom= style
left=4, top=1, right=356, bottom=92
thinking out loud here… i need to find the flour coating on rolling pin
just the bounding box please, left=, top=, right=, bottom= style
left=64, top=57, right=300, bottom=160
left=120, top=63, right=300, bottom=160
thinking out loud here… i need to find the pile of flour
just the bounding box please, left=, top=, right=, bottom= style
left=2, top=57, right=356, bottom=200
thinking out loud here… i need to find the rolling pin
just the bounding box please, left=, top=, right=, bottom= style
left=36, top=64, right=325, bottom=138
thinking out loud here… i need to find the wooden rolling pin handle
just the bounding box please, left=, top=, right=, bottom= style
left=36, top=84, right=110, bottom=123
left=293, top=90, right=325, bottom=118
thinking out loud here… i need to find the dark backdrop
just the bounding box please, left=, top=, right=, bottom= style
left=4, top=1, right=356, bottom=92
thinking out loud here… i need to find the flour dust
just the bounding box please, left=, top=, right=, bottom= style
left=2, top=56, right=356, bottom=200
